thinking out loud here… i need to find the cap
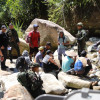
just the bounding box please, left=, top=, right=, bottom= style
left=59, top=30, right=64, bottom=34
left=38, top=46, right=44, bottom=51
left=46, top=42, right=51, bottom=47
left=1, top=25, right=6, bottom=29
left=9, top=23, right=13, bottom=26
left=77, top=22, right=83, bottom=27
left=33, top=24, right=39, bottom=28
left=46, top=50, right=52, bottom=55
left=30, top=63, right=40, bottom=68
left=65, top=50, right=77, bottom=57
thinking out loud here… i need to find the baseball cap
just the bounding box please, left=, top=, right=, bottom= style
left=33, top=24, right=39, bottom=28
left=1, top=25, right=7, bottom=29
left=38, top=46, right=44, bottom=51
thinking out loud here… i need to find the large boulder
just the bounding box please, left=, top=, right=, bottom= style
left=25, top=18, right=76, bottom=49
left=58, top=72, right=92, bottom=89
left=2, top=84, right=34, bottom=100
left=11, top=38, right=29, bottom=56
left=40, top=73, right=67, bottom=95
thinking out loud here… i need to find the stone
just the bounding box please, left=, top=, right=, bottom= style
left=40, top=73, right=67, bottom=95
left=93, top=86, right=100, bottom=90
left=95, top=71, right=100, bottom=78
left=89, top=74, right=96, bottom=78
left=58, top=72, right=92, bottom=89
left=0, top=70, right=11, bottom=76
left=12, top=38, right=29, bottom=56
left=2, top=84, right=34, bottom=100
left=25, top=18, right=76, bottom=48
left=98, top=81, right=100, bottom=86
left=0, top=73, right=19, bottom=91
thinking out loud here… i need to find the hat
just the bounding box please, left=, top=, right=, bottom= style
left=38, top=46, right=44, bottom=51
left=65, top=50, right=77, bottom=57
left=46, top=50, right=52, bottom=55
left=33, top=24, right=39, bottom=28
left=97, top=45, right=100, bottom=51
left=78, top=57, right=87, bottom=67
left=30, top=63, right=40, bottom=68
left=9, top=23, right=13, bottom=26
left=59, top=30, right=64, bottom=34
left=46, top=42, right=51, bottom=47
left=1, top=25, right=6, bottom=29
left=81, top=50, right=87, bottom=57
left=77, top=22, right=83, bottom=27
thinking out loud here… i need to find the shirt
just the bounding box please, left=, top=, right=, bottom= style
left=35, top=51, right=43, bottom=67
left=62, top=56, right=74, bottom=72
left=58, top=37, right=67, bottom=49
left=42, top=55, right=51, bottom=64
left=29, top=31, right=40, bottom=47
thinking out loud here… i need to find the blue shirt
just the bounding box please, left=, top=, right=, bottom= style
left=35, top=51, right=43, bottom=67
left=62, top=56, right=74, bottom=72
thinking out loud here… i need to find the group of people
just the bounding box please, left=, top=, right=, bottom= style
left=0, top=23, right=20, bottom=70
left=0, top=22, right=99, bottom=98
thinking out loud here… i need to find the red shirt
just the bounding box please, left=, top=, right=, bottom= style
left=29, top=31, right=40, bottom=47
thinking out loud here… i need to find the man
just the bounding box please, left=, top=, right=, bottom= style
left=34, top=46, right=44, bottom=67
left=7, top=23, right=20, bottom=63
left=43, top=42, right=51, bottom=56
left=76, top=22, right=86, bottom=57
left=17, top=63, right=45, bottom=98
left=28, top=24, right=40, bottom=60
left=0, top=25, right=8, bottom=70
left=62, top=51, right=77, bottom=72
left=58, top=31, right=69, bottom=66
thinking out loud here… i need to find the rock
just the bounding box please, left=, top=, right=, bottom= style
left=25, top=18, right=76, bottom=48
left=12, top=38, right=29, bottom=56
left=95, top=71, right=100, bottom=78
left=58, top=72, right=92, bottom=89
left=2, top=84, right=34, bottom=100
left=0, top=73, right=19, bottom=91
left=93, top=86, right=100, bottom=90
left=89, top=74, right=96, bottom=78
left=0, top=70, right=11, bottom=76
left=40, top=73, right=67, bottom=95
left=91, top=53, right=97, bottom=58
left=98, top=81, right=100, bottom=86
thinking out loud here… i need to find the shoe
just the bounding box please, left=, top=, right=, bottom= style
left=10, top=61, right=13, bottom=63
left=4, top=66, right=8, bottom=69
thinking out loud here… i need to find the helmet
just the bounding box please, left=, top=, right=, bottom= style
left=77, top=22, right=83, bottom=27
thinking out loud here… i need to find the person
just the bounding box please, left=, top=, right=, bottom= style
left=16, top=50, right=31, bottom=71
left=42, top=50, right=60, bottom=74
left=57, top=31, right=69, bottom=66
left=80, top=50, right=92, bottom=75
left=43, top=42, right=51, bottom=56
left=76, top=22, right=87, bottom=57
left=7, top=23, right=20, bottom=63
left=28, top=24, right=40, bottom=60
left=62, top=51, right=77, bottom=72
left=17, top=63, right=45, bottom=98
left=0, top=25, right=8, bottom=70
left=34, top=46, right=44, bottom=67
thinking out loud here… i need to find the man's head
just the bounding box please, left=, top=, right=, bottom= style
left=1, top=25, right=6, bottom=33
left=38, top=46, right=44, bottom=53
left=59, top=31, right=64, bottom=38
left=77, top=22, right=83, bottom=30
left=33, top=24, right=39, bottom=32
left=9, top=23, right=14, bottom=29
left=30, top=63, right=40, bottom=73
left=46, top=50, right=53, bottom=56
left=46, top=42, right=51, bottom=50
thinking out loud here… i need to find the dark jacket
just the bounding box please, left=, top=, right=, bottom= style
left=7, top=29, right=19, bottom=43
left=0, top=31, right=8, bottom=48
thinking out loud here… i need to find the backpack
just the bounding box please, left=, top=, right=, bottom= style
left=16, top=56, right=28, bottom=71
left=74, top=60, right=84, bottom=71
left=25, top=32, right=33, bottom=43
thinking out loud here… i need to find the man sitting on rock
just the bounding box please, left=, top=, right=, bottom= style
left=62, top=51, right=77, bottom=73
left=17, top=63, right=45, bottom=98
left=34, top=46, right=44, bottom=67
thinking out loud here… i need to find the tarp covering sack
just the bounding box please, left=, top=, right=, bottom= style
left=40, top=73, right=67, bottom=95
